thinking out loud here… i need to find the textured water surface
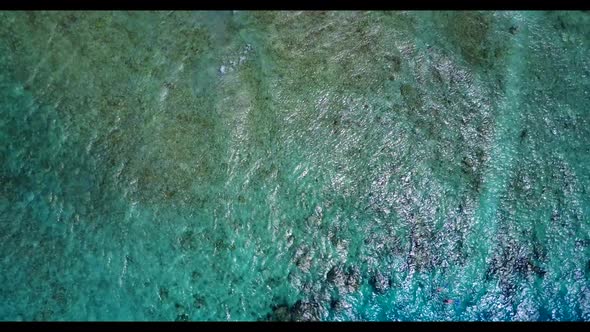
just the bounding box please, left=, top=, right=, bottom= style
left=0, top=11, right=589, bottom=321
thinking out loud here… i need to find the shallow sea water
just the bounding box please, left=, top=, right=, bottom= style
left=0, top=11, right=589, bottom=321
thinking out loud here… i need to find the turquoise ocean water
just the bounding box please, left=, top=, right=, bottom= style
left=0, top=11, right=589, bottom=321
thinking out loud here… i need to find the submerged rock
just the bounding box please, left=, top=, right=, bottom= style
left=369, top=271, right=391, bottom=294
left=290, top=300, right=323, bottom=322
left=326, top=264, right=362, bottom=294
left=175, top=313, right=189, bottom=321
left=266, top=299, right=325, bottom=322
left=267, top=304, right=292, bottom=321
left=486, top=243, right=547, bottom=282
